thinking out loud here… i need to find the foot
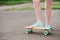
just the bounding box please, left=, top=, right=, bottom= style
left=31, top=22, right=43, bottom=27
left=45, top=24, right=52, bottom=29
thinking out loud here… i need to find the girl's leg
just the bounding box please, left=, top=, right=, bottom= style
left=45, top=0, right=52, bottom=28
left=33, top=0, right=42, bottom=22
left=31, top=0, right=43, bottom=27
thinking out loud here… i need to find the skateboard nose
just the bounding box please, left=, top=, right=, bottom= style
left=25, top=26, right=32, bottom=29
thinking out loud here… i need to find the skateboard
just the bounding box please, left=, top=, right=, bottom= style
left=25, top=26, right=53, bottom=35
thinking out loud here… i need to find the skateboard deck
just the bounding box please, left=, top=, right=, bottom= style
left=32, top=27, right=46, bottom=30
left=25, top=26, right=47, bottom=30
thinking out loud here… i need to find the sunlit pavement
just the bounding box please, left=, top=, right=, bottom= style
left=0, top=10, right=60, bottom=40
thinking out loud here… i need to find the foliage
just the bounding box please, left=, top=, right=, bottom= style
left=0, top=0, right=60, bottom=5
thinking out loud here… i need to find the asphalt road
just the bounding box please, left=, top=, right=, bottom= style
left=0, top=10, right=60, bottom=40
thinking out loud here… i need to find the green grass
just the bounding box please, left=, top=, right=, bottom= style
left=0, top=0, right=60, bottom=5
left=52, top=4, right=60, bottom=9
left=5, top=4, right=60, bottom=11
left=0, top=1, right=32, bottom=5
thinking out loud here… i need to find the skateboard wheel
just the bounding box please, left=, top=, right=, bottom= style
left=48, top=28, right=53, bottom=33
left=25, top=29, right=32, bottom=34
left=48, top=29, right=52, bottom=32
left=43, top=31, right=49, bottom=35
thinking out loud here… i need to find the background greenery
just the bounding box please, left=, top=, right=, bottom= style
left=5, top=4, right=60, bottom=11
left=0, top=0, right=60, bottom=5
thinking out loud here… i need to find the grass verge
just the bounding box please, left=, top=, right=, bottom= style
left=5, top=4, right=60, bottom=11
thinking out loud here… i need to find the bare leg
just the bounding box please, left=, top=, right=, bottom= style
left=25, top=0, right=43, bottom=28
left=45, top=0, right=52, bottom=28
left=33, top=0, right=42, bottom=22
left=30, top=0, right=43, bottom=27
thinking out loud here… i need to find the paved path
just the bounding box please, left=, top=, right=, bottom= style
left=0, top=10, right=60, bottom=40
